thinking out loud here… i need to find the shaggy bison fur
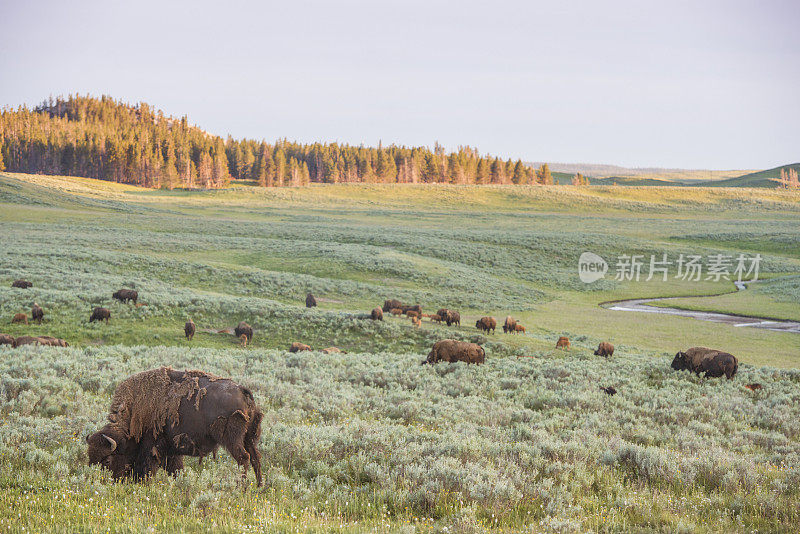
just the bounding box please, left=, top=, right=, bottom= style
left=113, top=289, right=138, bottom=304
left=475, top=316, right=497, bottom=334
left=87, top=367, right=263, bottom=486
left=35, top=336, right=69, bottom=347
left=31, top=303, right=44, bottom=324
left=503, top=316, right=517, bottom=333
left=234, top=322, right=253, bottom=342
left=306, top=293, right=317, bottom=308
left=289, top=342, right=312, bottom=352
left=11, top=280, right=32, bottom=289
left=90, top=307, right=111, bottom=323
left=671, top=347, right=738, bottom=379
left=0, top=334, right=15, bottom=346
left=185, top=319, right=195, bottom=340
left=437, top=309, right=461, bottom=327
left=383, top=299, right=402, bottom=312
left=11, top=313, right=27, bottom=325
left=556, top=336, right=571, bottom=350
left=423, top=339, right=485, bottom=365
left=11, top=336, right=40, bottom=347
left=594, top=342, right=614, bottom=357
left=371, top=308, right=383, bottom=321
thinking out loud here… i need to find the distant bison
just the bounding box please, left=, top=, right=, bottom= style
left=113, top=289, right=138, bottom=304
left=0, top=334, right=15, bottom=346
left=438, top=309, right=461, bottom=327
left=383, top=299, right=402, bottom=312
left=11, top=280, right=32, bottom=289
left=401, top=304, right=422, bottom=315
left=306, top=293, right=317, bottom=308
left=185, top=319, right=195, bottom=341
left=406, top=310, right=421, bottom=319
left=599, top=386, right=617, bottom=396
left=90, top=307, right=111, bottom=323
left=371, top=308, right=383, bottom=321
left=411, top=316, right=421, bottom=327
left=594, top=342, right=614, bottom=357
left=234, top=322, right=253, bottom=342
left=35, top=336, right=69, bottom=347
left=289, top=342, right=312, bottom=352
left=423, top=339, right=485, bottom=365
left=31, top=303, right=44, bottom=324
left=556, top=336, right=570, bottom=350
left=475, top=316, right=496, bottom=334
left=11, top=313, right=27, bottom=325
left=503, top=316, right=517, bottom=334
left=744, top=383, right=762, bottom=392
left=322, top=347, right=347, bottom=354
left=12, top=336, right=40, bottom=347
left=390, top=308, right=403, bottom=316
left=513, top=324, right=526, bottom=334
left=671, top=347, right=738, bottom=379
left=239, top=334, right=248, bottom=348
left=430, top=314, right=442, bottom=324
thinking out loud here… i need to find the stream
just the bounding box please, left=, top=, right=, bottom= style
left=603, top=282, right=800, bottom=334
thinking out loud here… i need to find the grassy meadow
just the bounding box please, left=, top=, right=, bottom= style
left=1, top=172, right=800, bottom=532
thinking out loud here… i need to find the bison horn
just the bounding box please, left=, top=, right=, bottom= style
left=103, top=434, right=117, bottom=452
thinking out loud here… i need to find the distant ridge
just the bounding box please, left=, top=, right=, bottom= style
left=698, top=163, right=800, bottom=188
left=527, top=162, right=753, bottom=181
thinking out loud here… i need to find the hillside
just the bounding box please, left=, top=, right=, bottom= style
left=699, top=163, right=800, bottom=188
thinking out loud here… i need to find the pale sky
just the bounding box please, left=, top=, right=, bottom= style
left=1, top=0, right=798, bottom=169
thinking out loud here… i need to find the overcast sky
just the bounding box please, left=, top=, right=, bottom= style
left=1, top=0, right=797, bottom=169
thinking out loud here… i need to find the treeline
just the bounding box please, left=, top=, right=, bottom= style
left=0, top=95, right=554, bottom=189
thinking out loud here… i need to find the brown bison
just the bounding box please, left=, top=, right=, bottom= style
left=513, top=324, right=526, bottom=334
left=113, top=289, right=138, bottom=304
left=371, top=308, right=383, bottom=321
left=594, top=342, right=614, bottom=357
left=239, top=334, right=248, bottom=348
left=438, top=309, right=461, bottom=326
left=406, top=310, right=421, bottom=319
left=423, top=339, right=485, bottom=365
left=390, top=308, right=403, bottom=316
left=90, top=307, right=111, bottom=323
left=383, top=299, right=402, bottom=312
left=306, top=293, right=317, bottom=308
left=12, top=336, right=40, bottom=347
left=0, top=334, right=15, bottom=346
left=31, top=303, right=44, bottom=324
left=322, top=347, right=347, bottom=354
left=744, top=383, right=762, bottom=392
left=234, top=321, right=253, bottom=342
left=503, top=316, right=517, bottom=334
left=671, top=347, right=738, bottom=379
left=411, top=316, right=421, bottom=327
left=185, top=319, right=195, bottom=341
left=11, top=280, right=32, bottom=289
left=87, top=367, right=263, bottom=486
left=35, top=336, right=69, bottom=347
left=401, top=304, right=422, bottom=315
left=475, top=316, right=497, bottom=334
left=11, top=313, right=27, bottom=325
left=556, top=336, right=571, bottom=350
left=289, top=342, right=312, bottom=352
left=599, top=386, right=617, bottom=396
left=430, top=314, right=442, bottom=324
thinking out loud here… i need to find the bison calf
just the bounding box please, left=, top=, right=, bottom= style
left=556, top=336, right=570, bottom=350
left=513, top=324, right=526, bottom=334
left=390, top=308, right=403, bottom=316
left=11, top=313, right=28, bottom=325
left=289, top=342, right=311, bottom=352
left=90, top=307, right=111, bottom=323
left=594, top=342, right=614, bottom=357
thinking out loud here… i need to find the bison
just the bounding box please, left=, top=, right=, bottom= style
left=234, top=322, right=253, bottom=342
left=322, top=347, right=347, bottom=354
left=594, top=342, right=614, bottom=357
left=35, top=336, right=69, bottom=347
left=430, top=314, right=442, bottom=324
left=671, top=347, right=738, bottom=379
left=371, top=308, right=383, bottom=321
left=423, top=339, right=485, bottom=365
left=90, top=307, right=111, bottom=323
left=556, top=336, right=570, bottom=350
left=113, top=289, right=138, bottom=304
left=744, top=383, right=762, bottom=392
left=12, top=336, right=40, bottom=347
left=390, top=308, right=403, bottom=316
left=513, top=324, right=526, bottom=334
left=239, top=334, right=248, bottom=348
left=306, top=293, right=317, bottom=308
left=185, top=319, right=195, bottom=341
left=11, top=313, right=27, bottom=325
left=438, top=309, right=461, bottom=327
left=599, top=386, right=617, bottom=396
left=289, top=342, right=312, bottom=352
left=406, top=310, right=421, bottom=319
left=86, top=367, right=263, bottom=486
left=411, top=316, right=421, bottom=327
left=31, top=303, right=44, bottom=324
left=383, top=299, right=402, bottom=312
left=11, top=280, right=32, bottom=289
left=401, top=304, right=422, bottom=315
left=503, top=316, right=517, bottom=334
left=0, top=334, right=15, bottom=346
left=475, top=316, right=496, bottom=334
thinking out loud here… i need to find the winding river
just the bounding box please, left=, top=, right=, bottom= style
left=603, top=282, right=800, bottom=334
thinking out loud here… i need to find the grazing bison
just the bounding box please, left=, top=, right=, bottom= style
left=599, top=386, right=617, bottom=396
left=671, top=347, right=738, bottom=379
left=35, top=336, right=69, bottom=347
left=11, top=280, right=32, bottom=289
left=383, top=299, right=402, bottom=312
left=401, top=304, right=422, bottom=315
left=423, top=339, right=485, bottom=365
left=438, top=309, right=461, bottom=327
left=371, top=308, right=383, bottom=321
left=90, top=307, right=111, bottom=323
left=556, top=336, right=571, bottom=350
left=289, top=342, right=312, bottom=352
left=406, top=310, right=421, bottom=319
left=11, top=313, right=27, bottom=325
left=31, top=303, right=44, bottom=324
left=12, top=336, right=40, bottom=347
left=475, top=316, right=497, bottom=334
left=185, top=319, right=195, bottom=341
left=503, top=316, right=517, bottom=334
left=86, top=367, right=263, bottom=486
left=0, top=334, right=15, bottom=346
left=234, top=322, right=253, bottom=342
left=430, top=314, right=442, bottom=324
left=594, top=342, right=614, bottom=357
left=513, top=324, right=526, bottom=334
left=113, top=289, right=138, bottom=304
left=306, top=293, right=317, bottom=308
left=390, top=308, right=403, bottom=316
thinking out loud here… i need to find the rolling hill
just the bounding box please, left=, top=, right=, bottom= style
left=698, top=163, right=800, bottom=188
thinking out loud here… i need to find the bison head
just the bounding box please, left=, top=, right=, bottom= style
left=671, top=351, right=689, bottom=371
left=87, top=426, right=133, bottom=480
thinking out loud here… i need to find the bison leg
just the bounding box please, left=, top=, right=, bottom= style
left=164, top=455, right=184, bottom=475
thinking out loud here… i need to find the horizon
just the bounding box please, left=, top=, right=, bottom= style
left=2, top=0, right=798, bottom=169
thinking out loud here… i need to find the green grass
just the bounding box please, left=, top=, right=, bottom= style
left=1, top=172, right=800, bottom=532
left=697, top=163, right=800, bottom=188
